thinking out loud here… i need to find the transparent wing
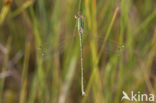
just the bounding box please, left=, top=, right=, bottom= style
left=38, top=34, right=126, bottom=61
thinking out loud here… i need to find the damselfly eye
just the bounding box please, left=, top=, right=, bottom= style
left=75, top=14, right=78, bottom=19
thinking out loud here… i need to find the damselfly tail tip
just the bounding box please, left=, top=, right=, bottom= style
left=82, top=91, right=86, bottom=96
left=121, top=44, right=125, bottom=48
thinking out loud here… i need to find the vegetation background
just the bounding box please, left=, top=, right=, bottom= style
left=0, top=0, right=156, bottom=103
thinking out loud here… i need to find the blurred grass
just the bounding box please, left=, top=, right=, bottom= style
left=0, top=37, right=11, bottom=103
left=0, top=0, right=156, bottom=103
left=0, top=0, right=12, bottom=25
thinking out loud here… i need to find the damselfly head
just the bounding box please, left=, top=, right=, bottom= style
left=74, top=14, right=85, bottom=19
left=75, top=14, right=79, bottom=19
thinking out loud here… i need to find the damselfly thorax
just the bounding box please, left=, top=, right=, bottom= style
left=75, top=14, right=84, bottom=34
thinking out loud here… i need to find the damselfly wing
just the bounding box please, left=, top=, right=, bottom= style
left=38, top=34, right=125, bottom=60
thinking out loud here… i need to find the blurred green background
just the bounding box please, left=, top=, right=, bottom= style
left=0, top=0, right=156, bottom=103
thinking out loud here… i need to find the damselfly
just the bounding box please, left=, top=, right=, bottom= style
left=75, top=14, right=85, bottom=96
left=38, top=14, right=125, bottom=96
